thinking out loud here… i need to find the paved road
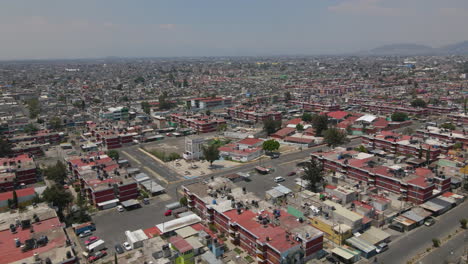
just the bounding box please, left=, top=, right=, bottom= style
left=419, top=230, right=467, bottom=264
left=377, top=201, right=468, bottom=264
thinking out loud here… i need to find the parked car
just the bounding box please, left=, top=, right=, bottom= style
left=326, top=255, right=339, bottom=263
left=143, top=198, right=150, bottom=205
left=115, top=244, right=124, bottom=254
left=84, top=236, right=99, bottom=246
left=117, top=205, right=125, bottom=212
left=270, top=153, right=280, bottom=159
left=376, top=242, right=389, bottom=253
left=424, top=217, right=436, bottom=226
left=287, top=171, right=296, bottom=176
left=79, top=230, right=93, bottom=238
left=274, top=177, right=285, bottom=183
left=164, top=209, right=172, bottom=216
left=88, top=250, right=107, bottom=263
left=123, top=242, right=132, bottom=251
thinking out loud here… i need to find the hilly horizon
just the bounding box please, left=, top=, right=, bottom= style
left=362, top=40, right=468, bottom=56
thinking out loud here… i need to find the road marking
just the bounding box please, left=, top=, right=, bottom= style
left=143, top=166, right=169, bottom=184
left=121, top=150, right=141, bottom=165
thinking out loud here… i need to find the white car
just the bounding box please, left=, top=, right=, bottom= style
left=117, top=205, right=124, bottom=212
left=274, top=177, right=285, bottom=183
left=123, top=242, right=132, bottom=251
left=376, top=243, right=388, bottom=253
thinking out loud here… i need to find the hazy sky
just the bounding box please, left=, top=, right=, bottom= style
left=1, top=0, right=467, bottom=60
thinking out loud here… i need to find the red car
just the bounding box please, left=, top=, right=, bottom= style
left=287, top=171, right=296, bottom=176
left=84, top=236, right=99, bottom=246
left=164, top=209, right=172, bottom=216
left=88, top=250, right=107, bottom=262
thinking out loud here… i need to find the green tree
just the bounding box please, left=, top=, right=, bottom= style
left=426, top=149, right=431, bottom=165
left=432, top=238, right=440, bottom=248
left=26, top=98, right=40, bottom=118
left=24, top=123, right=39, bottom=134
left=179, top=196, right=188, bottom=206
left=323, top=127, right=349, bottom=148
left=262, top=139, right=280, bottom=153
left=0, top=137, right=12, bottom=157
left=49, top=116, right=63, bottom=130
left=106, top=150, right=120, bottom=160
left=312, top=115, right=328, bottom=136
left=272, top=95, right=279, bottom=103
left=42, top=184, right=73, bottom=214
left=44, top=161, right=68, bottom=184
left=134, top=76, right=145, bottom=83
left=263, top=119, right=282, bottom=135
left=464, top=97, right=467, bottom=115
left=301, top=159, right=324, bottom=193
left=183, top=78, right=189, bottom=87
left=460, top=219, right=467, bottom=229
left=202, top=144, right=220, bottom=166
left=354, top=145, right=368, bottom=153
left=296, top=123, right=304, bottom=132
left=411, top=98, right=427, bottom=108
left=141, top=101, right=151, bottom=115
left=12, top=190, right=18, bottom=209
left=440, top=123, right=456, bottom=130
left=284, top=91, right=292, bottom=102
left=217, top=124, right=227, bottom=132
left=453, top=142, right=462, bottom=150
left=391, top=112, right=408, bottom=122
left=302, top=112, right=313, bottom=122
left=418, top=146, right=423, bottom=159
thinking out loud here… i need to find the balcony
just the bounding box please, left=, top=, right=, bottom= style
left=256, top=254, right=266, bottom=261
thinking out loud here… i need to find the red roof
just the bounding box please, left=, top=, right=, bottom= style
left=0, top=187, right=36, bottom=202
left=406, top=176, right=431, bottom=188
left=169, top=236, right=193, bottom=253
left=415, top=168, right=433, bottom=177
left=372, top=118, right=389, bottom=128
left=238, top=138, right=263, bottom=146
left=286, top=118, right=302, bottom=125
left=327, top=111, right=349, bottom=120
left=272, top=127, right=295, bottom=138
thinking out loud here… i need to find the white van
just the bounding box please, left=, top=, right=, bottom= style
left=274, top=177, right=285, bottom=183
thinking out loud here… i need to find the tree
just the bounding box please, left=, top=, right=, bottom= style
left=42, top=184, right=73, bottom=214
left=296, top=124, right=304, bottom=132
left=354, top=145, right=368, bottom=153
left=202, top=144, right=220, bottom=166
left=134, top=76, right=145, bottom=83
left=24, top=123, right=39, bottom=134
left=464, top=97, right=467, bottom=115
left=179, top=196, right=188, bottom=206
left=141, top=101, right=151, bottom=115
left=272, top=95, right=279, bottom=103
left=411, top=99, right=427, bottom=108
left=426, top=149, right=431, bottom=165
left=312, top=115, right=328, bottom=136
left=49, top=116, right=63, bottom=130
left=284, top=91, right=292, bottom=102
left=301, top=159, right=324, bottom=192
left=302, top=112, right=313, bottom=122
left=0, top=137, right=12, bottom=157
left=323, top=128, right=349, bottom=148
left=262, top=139, right=280, bottom=153
left=183, top=78, right=189, bottom=87
left=453, top=142, right=462, bottom=150
left=432, top=238, right=440, bottom=248
left=217, top=124, right=227, bottom=132
left=26, top=98, right=40, bottom=118
left=440, top=123, right=456, bottom=130
left=44, top=161, right=68, bottom=184
left=391, top=112, right=408, bottom=122
left=263, top=119, right=282, bottom=135
left=418, top=146, right=423, bottom=159
left=11, top=190, right=18, bottom=209
left=460, top=219, right=467, bottom=229
left=107, top=150, right=120, bottom=160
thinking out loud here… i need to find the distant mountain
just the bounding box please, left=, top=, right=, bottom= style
left=438, top=41, right=468, bottom=55
left=361, top=41, right=468, bottom=56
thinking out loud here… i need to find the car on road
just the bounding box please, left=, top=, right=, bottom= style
left=84, top=236, right=99, bottom=246
left=287, top=171, right=296, bottom=176
left=143, top=198, right=150, bottom=205
left=79, top=230, right=93, bottom=238
left=376, top=242, right=389, bottom=253
left=274, top=176, right=285, bottom=183
left=117, top=205, right=125, bottom=212
left=424, top=217, right=436, bottom=226
left=115, top=244, right=124, bottom=254
left=164, top=209, right=172, bottom=216
left=270, top=153, right=280, bottom=159
left=88, top=250, right=107, bottom=263
left=123, top=242, right=132, bottom=251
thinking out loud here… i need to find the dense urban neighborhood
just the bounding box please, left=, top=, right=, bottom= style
left=0, top=55, right=467, bottom=264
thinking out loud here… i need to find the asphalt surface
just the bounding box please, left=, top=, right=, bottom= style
left=419, top=230, right=467, bottom=264
left=376, top=201, right=468, bottom=264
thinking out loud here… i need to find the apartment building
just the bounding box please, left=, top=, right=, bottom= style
left=227, top=107, right=282, bottom=124
left=186, top=97, right=233, bottom=110
left=0, top=154, right=38, bottom=192
left=170, top=114, right=227, bottom=133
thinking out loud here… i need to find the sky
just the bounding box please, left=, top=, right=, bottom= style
left=0, top=0, right=467, bottom=60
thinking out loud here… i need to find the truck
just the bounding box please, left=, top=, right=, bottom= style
left=73, top=222, right=96, bottom=235
left=86, top=239, right=106, bottom=253
left=165, top=202, right=182, bottom=211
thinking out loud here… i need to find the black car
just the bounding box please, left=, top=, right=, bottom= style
left=115, top=244, right=124, bottom=254
left=326, top=256, right=339, bottom=263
